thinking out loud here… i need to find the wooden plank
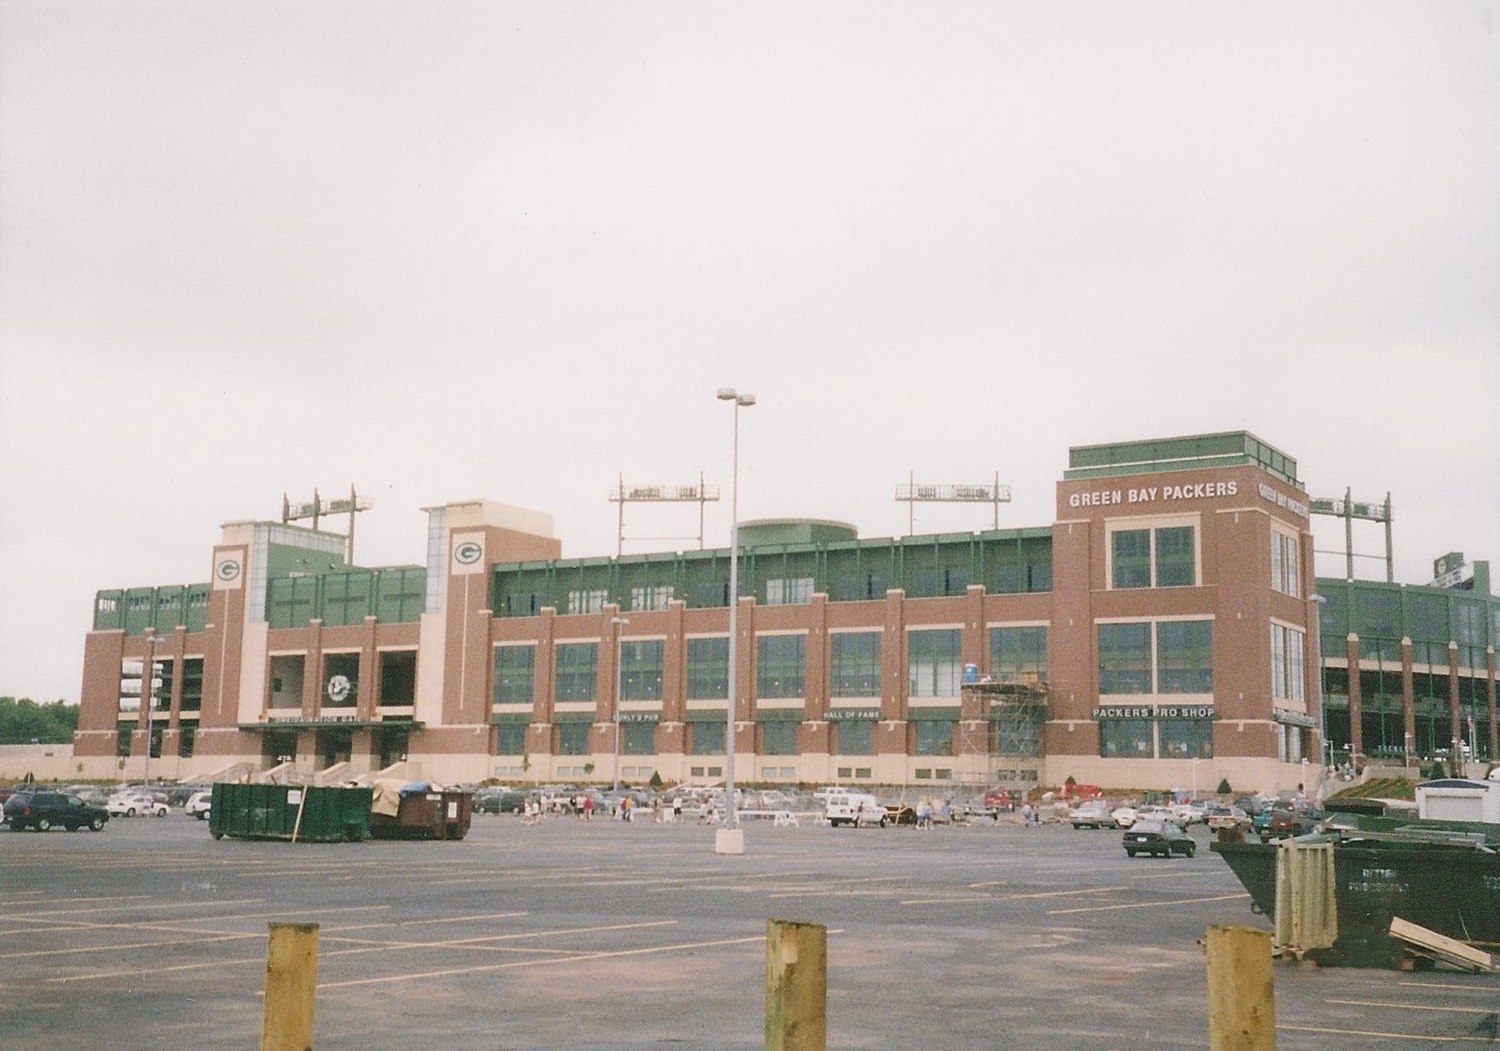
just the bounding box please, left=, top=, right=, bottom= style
left=1206, top=925, right=1275, bottom=1051
left=261, top=922, right=319, bottom=1051
left=765, top=919, right=826, bottom=1051
left=1390, top=916, right=1496, bottom=973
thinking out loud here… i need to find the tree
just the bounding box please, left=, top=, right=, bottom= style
left=649, top=770, right=663, bottom=790
left=0, top=697, right=79, bottom=744
left=1217, top=778, right=1233, bottom=796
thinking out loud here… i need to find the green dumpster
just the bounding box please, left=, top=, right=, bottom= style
left=208, top=783, right=373, bottom=843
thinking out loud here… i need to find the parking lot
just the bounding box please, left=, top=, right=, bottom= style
left=2, top=811, right=1496, bottom=1050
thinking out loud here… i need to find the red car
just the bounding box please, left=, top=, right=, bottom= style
left=982, top=787, right=1017, bottom=814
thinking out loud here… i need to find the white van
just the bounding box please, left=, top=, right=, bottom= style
left=825, top=792, right=888, bottom=828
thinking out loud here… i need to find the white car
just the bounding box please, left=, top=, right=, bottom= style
left=107, top=794, right=168, bottom=818
left=185, top=791, right=213, bottom=820
left=1111, top=806, right=1139, bottom=828
left=1068, top=801, right=1113, bottom=828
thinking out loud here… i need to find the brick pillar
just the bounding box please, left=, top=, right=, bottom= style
left=1346, top=634, right=1363, bottom=764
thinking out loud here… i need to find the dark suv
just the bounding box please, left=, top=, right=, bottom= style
left=4, top=790, right=109, bottom=832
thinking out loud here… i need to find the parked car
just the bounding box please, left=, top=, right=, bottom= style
left=107, top=793, right=169, bottom=818
left=1204, top=805, right=1251, bottom=832
left=1068, top=800, right=1113, bottom=829
left=1123, top=819, right=1196, bottom=858
left=1169, top=802, right=1206, bottom=826
left=4, top=790, right=109, bottom=832
left=1134, top=805, right=1184, bottom=827
left=1262, top=806, right=1322, bottom=842
left=1111, top=806, right=1139, bottom=828
left=185, top=791, right=213, bottom=820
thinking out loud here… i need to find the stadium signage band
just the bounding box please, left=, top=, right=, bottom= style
left=1092, top=705, right=1215, bottom=720
left=266, top=712, right=361, bottom=724
left=1069, top=481, right=1239, bottom=508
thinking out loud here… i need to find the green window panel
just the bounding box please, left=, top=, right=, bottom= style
left=759, top=721, right=798, bottom=756
left=1157, top=620, right=1213, bottom=693
left=756, top=635, right=806, bottom=699
left=1111, top=530, right=1151, bottom=589
left=185, top=585, right=210, bottom=632
left=623, top=722, right=656, bottom=755
left=554, top=643, right=598, bottom=703
left=686, top=637, right=728, bottom=700
left=1356, top=588, right=1402, bottom=639
left=831, top=632, right=882, bottom=698
left=620, top=639, right=665, bottom=701
left=375, top=568, right=426, bottom=623
left=322, top=573, right=374, bottom=627
left=908, top=629, right=960, bottom=697
left=689, top=719, right=725, bottom=755
left=1100, top=719, right=1153, bottom=758
left=493, top=645, right=535, bottom=704
left=834, top=719, right=875, bottom=756
left=1098, top=623, right=1151, bottom=694
left=1159, top=718, right=1213, bottom=758
left=556, top=723, right=591, bottom=755
left=493, top=723, right=526, bottom=756
left=989, top=626, right=1047, bottom=683
left=1154, top=526, right=1196, bottom=588
left=914, top=720, right=955, bottom=756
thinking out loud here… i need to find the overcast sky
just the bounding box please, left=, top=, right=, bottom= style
left=2, top=2, right=1496, bottom=704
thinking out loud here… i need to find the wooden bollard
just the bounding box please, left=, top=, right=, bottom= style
left=765, top=919, right=827, bottom=1051
left=262, top=922, right=319, bottom=1051
left=1206, top=924, right=1275, bottom=1051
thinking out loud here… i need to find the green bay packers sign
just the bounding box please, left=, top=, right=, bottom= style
left=451, top=533, right=485, bottom=575
left=212, top=550, right=245, bottom=591
left=1092, top=705, right=1215, bottom=721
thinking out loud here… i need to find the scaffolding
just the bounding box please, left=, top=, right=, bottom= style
left=958, top=678, right=1050, bottom=787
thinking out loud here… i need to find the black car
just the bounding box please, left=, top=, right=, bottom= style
left=1122, top=819, right=1195, bottom=858
left=4, top=790, right=109, bottom=832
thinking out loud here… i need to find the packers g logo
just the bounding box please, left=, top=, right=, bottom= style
left=216, top=559, right=241, bottom=581
left=454, top=541, right=483, bottom=565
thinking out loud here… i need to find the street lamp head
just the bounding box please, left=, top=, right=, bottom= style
left=736, top=393, right=756, bottom=407
left=716, top=387, right=738, bottom=401
left=611, top=616, right=629, bottom=627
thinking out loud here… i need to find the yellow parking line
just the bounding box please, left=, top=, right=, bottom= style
left=1326, top=999, right=1500, bottom=1015
left=1279, top=1023, right=1493, bottom=1043
left=319, top=919, right=679, bottom=953
left=317, top=933, right=768, bottom=990
left=46, top=919, right=677, bottom=984
left=1047, top=892, right=1249, bottom=915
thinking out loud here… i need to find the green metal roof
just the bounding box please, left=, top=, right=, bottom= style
left=1065, top=431, right=1298, bottom=486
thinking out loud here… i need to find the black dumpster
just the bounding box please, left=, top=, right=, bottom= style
left=369, top=783, right=473, bottom=840
left=208, top=783, right=372, bottom=843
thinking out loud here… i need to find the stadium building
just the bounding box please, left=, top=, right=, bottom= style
left=74, top=432, right=1499, bottom=795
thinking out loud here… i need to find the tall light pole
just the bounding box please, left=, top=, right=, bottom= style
left=611, top=615, right=629, bottom=792
left=1308, top=593, right=1328, bottom=799
left=717, top=387, right=754, bottom=838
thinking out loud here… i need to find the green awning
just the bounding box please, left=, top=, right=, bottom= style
left=754, top=707, right=804, bottom=722
left=905, top=707, right=961, bottom=722
left=683, top=708, right=728, bottom=723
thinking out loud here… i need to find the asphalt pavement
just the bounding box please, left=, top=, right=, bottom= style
left=1, top=810, right=1495, bottom=1050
